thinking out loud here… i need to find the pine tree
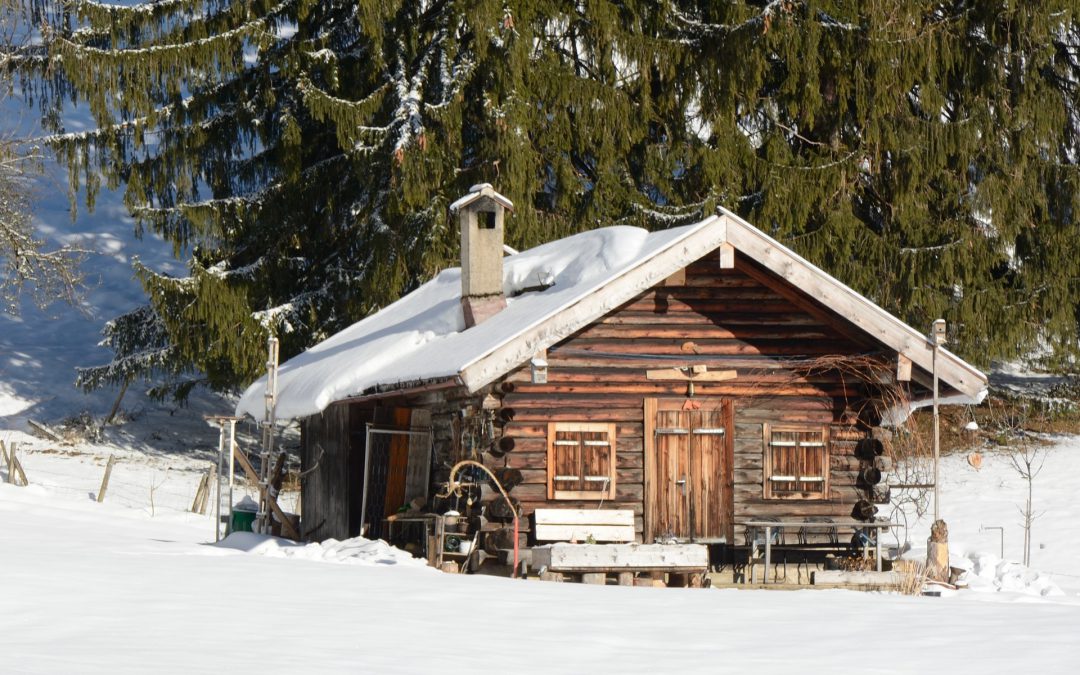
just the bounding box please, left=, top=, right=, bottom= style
left=1, top=0, right=84, bottom=315
left=32, top=1, right=1080, bottom=393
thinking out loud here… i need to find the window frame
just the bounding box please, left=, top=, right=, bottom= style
left=762, top=423, right=830, bottom=500
left=546, top=422, right=617, bottom=500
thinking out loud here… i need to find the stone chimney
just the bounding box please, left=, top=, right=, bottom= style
left=450, top=183, right=514, bottom=328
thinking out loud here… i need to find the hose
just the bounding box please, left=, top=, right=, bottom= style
left=439, top=459, right=520, bottom=577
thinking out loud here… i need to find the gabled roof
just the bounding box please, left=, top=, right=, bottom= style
left=448, top=183, right=515, bottom=213
left=236, top=209, right=988, bottom=420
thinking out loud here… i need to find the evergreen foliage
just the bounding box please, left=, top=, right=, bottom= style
left=29, top=1, right=1080, bottom=392
left=1, top=0, right=84, bottom=315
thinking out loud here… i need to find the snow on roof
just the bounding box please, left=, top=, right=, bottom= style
left=236, top=209, right=989, bottom=421
left=448, top=183, right=514, bottom=212
left=236, top=223, right=705, bottom=420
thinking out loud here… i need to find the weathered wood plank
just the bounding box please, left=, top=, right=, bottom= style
left=534, top=524, right=636, bottom=543
left=534, top=509, right=635, bottom=526
left=579, top=324, right=833, bottom=340
left=532, top=543, right=709, bottom=571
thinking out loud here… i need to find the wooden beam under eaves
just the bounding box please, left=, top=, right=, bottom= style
left=897, top=355, right=912, bottom=382
left=646, top=368, right=738, bottom=382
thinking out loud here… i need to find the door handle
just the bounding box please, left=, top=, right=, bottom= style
left=676, top=476, right=686, bottom=495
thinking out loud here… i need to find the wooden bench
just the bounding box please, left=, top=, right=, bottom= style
left=532, top=508, right=636, bottom=544
left=530, top=509, right=708, bottom=586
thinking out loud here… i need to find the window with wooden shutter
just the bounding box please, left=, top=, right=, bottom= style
left=547, top=422, right=617, bottom=500
left=763, top=424, right=829, bottom=499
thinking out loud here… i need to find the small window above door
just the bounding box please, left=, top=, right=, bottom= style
left=547, top=422, right=616, bottom=500
left=763, top=424, right=829, bottom=500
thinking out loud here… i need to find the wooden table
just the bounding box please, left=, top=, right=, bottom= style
left=743, top=519, right=898, bottom=583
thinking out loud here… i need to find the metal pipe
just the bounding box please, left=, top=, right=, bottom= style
left=215, top=421, right=225, bottom=542
left=931, top=319, right=945, bottom=523
left=981, top=525, right=1004, bottom=558
left=933, top=344, right=939, bottom=522
left=361, top=423, right=373, bottom=537
left=228, top=419, right=236, bottom=535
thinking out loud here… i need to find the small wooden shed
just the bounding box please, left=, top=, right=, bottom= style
left=237, top=185, right=987, bottom=550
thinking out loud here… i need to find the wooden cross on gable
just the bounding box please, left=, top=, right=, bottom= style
left=646, top=364, right=738, bottom=400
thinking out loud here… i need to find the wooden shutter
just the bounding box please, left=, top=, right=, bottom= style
left=551, top=428, right=581, bottom=494
left=764, top=424, right=828, bottom=499
left=547, top=423, right=616, bottom=500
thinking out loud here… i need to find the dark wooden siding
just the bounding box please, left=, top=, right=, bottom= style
left=491, top=251, right=879, bottom=541
left=299, top=404, right=352, bottom=541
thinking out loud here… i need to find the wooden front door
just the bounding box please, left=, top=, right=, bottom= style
left=644, top=399, right=733, bottom=543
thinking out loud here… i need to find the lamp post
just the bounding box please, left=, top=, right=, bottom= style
left=931, top=319, right=946, bottom=522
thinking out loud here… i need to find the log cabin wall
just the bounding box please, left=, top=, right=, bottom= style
left=299, top=403, right=353, bottom=541
left=299, top=386, right=481, bottom=542
left=489, top=251, right=882, bottom=543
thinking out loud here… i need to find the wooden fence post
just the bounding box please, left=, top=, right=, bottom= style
left=3, top=441, right=28, bottom=487
left=191, top=466, right=216, bottom=515
left=97, top=455, right=117, bottom=502
left=2, top=439, right=10, bottom=484
left=14, top=444, right=27, bottom=486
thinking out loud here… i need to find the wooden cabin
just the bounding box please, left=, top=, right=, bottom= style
left=236, top=185, right=987, bottom=557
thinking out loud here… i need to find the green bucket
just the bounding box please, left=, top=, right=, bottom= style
left=230, top=508, right=256, bottom=533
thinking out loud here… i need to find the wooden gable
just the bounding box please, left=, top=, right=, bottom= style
left=492, top=249, right=879, bottom=541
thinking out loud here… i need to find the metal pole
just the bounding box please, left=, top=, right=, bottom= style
left=360, top=423, right=373, bottom=537
left=930, top=318, right=945, bottom=524
left=933, top=343, right=940, bottom=523
left=228, top=419, right=237, bottom=535
left=215, top=421, right=225, bottom=542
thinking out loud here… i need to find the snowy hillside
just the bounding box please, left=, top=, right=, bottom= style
left=0, top=161, right=206, bottom=426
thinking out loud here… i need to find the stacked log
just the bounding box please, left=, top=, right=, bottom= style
left=484, top=495, right=522, bottom=522
left=854, top=436, right=890, bottom=510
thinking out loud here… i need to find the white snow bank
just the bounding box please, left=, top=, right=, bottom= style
left=216, top=532, right=430, bottom=568
left=236, top=223, right=702, bottom=420
left=954, top=552, right=1064, bottom=597
left=897, top=437, right=1080, bottom=594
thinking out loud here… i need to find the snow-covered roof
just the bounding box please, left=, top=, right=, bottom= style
left=448, top=183, right=514, bottom=213
left=236, top=210, right=988, bottom=420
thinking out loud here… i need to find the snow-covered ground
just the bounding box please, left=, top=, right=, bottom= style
left=3, top=428, right=1080, bottom=674
left=901, top=441, right=1080, bottom=596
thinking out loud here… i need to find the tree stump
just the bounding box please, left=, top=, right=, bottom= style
left=926, top=519, right=950, bottom=582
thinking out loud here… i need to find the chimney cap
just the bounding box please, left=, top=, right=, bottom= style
left=449, top=184, right=514, bottom=213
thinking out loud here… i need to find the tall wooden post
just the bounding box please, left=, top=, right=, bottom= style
left=97, top=455, right=117, bottom=502
left=258, top=337, right=280, bottom=535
